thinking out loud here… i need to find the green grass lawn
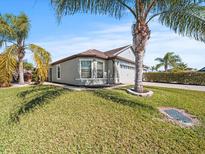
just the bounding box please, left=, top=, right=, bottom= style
left=0, top=85, right=205, bottom=153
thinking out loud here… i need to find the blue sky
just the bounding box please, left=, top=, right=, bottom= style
left=0, top=0, right=205, bottom=69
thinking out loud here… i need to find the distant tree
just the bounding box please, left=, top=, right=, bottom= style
left=51, top=0, right=205, bottom=93
left=155, top=52, right=181, bottom=72
left=23, top=61, right=34, bottom=71
left=143, top=65, right=150, bottom=72
left=172, top=62, right=188, bottom=72
left=0, top=13, right=51, bottom=85
left=150, top=66, right=158, bottom=72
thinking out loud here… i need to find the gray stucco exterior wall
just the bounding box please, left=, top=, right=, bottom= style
left=49, top=58, right=80, bottom=85
left=49, top=57, right=111, bottom=86
left=48, top=47, right=136, bottom=86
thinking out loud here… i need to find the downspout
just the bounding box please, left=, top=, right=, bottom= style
left=112, top=59, right=115, bottom=84
left=106, top=61, right=109, bottom=84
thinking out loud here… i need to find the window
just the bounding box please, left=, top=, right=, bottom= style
left=120, top=64, right=135, bottom=70
left=81, top=60, right=92, bottom=78
left=56, top=64, right=61, bottom=79
left=97, top=61, right=104, bottom=78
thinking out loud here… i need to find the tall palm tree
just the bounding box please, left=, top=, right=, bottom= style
left=51, top=0, right=205, bottom=93
left=0, top=13, right=51, bottom=85
left=155, top=52, right=181, bottom=72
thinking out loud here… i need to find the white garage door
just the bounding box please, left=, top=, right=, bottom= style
left=119, top=62, right=135, bottom=84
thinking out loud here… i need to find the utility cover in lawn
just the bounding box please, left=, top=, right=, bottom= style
left=159, top=107, right=198, bottom=127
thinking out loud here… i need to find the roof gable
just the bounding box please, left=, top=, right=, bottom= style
left=117, top=47, right=135, bottom=62
left=104, top=45, right=132, bottom=57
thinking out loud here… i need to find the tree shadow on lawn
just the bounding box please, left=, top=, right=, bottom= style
left=94, top=89, right=156, bottom=113
left=10, top=86, right=66, bottom=123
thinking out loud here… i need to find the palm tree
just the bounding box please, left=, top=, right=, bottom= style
left=150, top=66, right=158, bottom=72
left=51, top=0, right=205, bottom=93
left=155, top=52, right=181, bottom=72
left=172, top=62, right=189, bottom=72
left=0, top=13, right=51, bottom=85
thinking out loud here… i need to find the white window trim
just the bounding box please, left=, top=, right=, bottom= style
left=79, top=59, right=93, bottom=79
left=56, top=64, right=61, bottom=80
left=96, top=60, right=105, bottom=79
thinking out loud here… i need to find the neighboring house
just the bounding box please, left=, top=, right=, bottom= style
left=199, top=67, right=205, bottom=72
left=48, top=45, right=136, bottom=86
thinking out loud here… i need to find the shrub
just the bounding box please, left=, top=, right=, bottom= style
left=143, top=72, right=205, bottom=85
left=24, top=72, right=32, bottom=83
left=0, top=80, right=11, bottom=87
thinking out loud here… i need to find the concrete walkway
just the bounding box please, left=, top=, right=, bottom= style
left=143, top=82, right=205, bottom=92
left=43, top=82, right=126, bottom=91
left=0, top=83, right=32, bottom=90
left=43, top=82, right=99, bottom=91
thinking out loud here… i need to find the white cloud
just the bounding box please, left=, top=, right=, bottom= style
left=33, top=31, right=132, bottom=62
left=92, top=22, right=131, bottom=34
left=26, top=21, right=205, bottom=69
left=145, top=28, right=205, bottom=69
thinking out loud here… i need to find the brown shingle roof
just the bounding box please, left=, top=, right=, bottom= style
left=51, top=45, right=132, bottom=65
left=79, top=49, right=108, bottom=59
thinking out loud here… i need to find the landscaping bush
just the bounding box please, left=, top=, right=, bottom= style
left=144, top=72, right=205, bottom=85
left=24, top=72, right=32, bottom=83
left=0, top=80, right=11, bottom=87
left=0, top=78, right=11, bottom=87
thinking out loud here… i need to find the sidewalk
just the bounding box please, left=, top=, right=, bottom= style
left=143, top=82, right=205, bottom=92
left=4, top=82, right=205, bottom=92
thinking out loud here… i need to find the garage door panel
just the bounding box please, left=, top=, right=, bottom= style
left=119, top=62, right=135, bottom=84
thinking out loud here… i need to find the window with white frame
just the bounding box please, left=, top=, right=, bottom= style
left=97, top=61, right=104, bottom=78
left=56, top=64, right=61, bottom=79
left=81, top=60, right=92, bottom=78
left=120, top=64, right=135, bottom=70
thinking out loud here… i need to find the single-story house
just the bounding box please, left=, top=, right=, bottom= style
left=48, top=45, right=136, bottom=86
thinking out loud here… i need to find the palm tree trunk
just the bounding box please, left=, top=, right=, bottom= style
left=18, top=57, right=24, bottom=84
left=134, top=50, right=144, bottom=92
left=18, top=47, right=25, bottom=85
left=165, top=65, right=168, bottom=72
left=133, top=21, right=150, bottom=93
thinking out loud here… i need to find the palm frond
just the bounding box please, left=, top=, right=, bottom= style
left=51, top=0, right=134, bottom=20
left=158, top=2, right=205, bottom=42
left=0, top=13, right=30, bottom=47
left=29, top=44, right=51, bottom=82
left=15, top=12, right=30, bottom=40
left=170, top=54, right=182, bottom=67
left=155, top=63, right=164, bottom=70
left=0, top=45, right=17, bottom=86
left=0, top=15, right=17, bottom=47
left=155, top=57, right=164, bottom=63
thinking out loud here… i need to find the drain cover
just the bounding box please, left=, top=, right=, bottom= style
left=159, top=107, right=198, bottom=127
left=164, top=109, right=192, bottom=124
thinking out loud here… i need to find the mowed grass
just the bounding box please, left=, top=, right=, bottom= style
left=0, top=85, right=205, bottom=153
